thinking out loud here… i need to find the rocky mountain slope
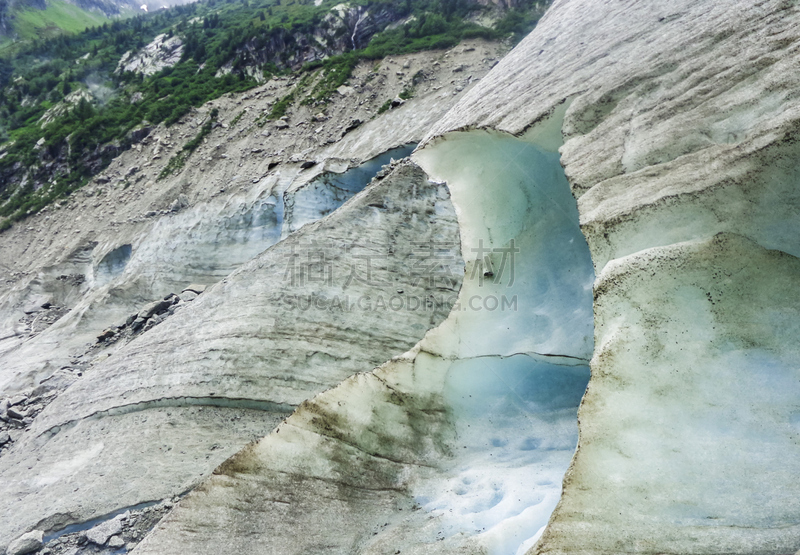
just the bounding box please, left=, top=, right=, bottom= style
left=1, top=0, right=800, bottom=554
left=0, top=0, right=547, bottom=226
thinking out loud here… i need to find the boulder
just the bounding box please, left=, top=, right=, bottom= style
left=7, top=530, right=43, bottom=555
left=6, top=407, right=25, bottom=420
left=97, top=329, right=116, bottom=342
left=22, top=295, right=53, bottom=314
left=341, top=119, right=362, bottom=136
left=168, top=194, right=189, bottom=213
left=137, top=299, right=171, bottom=320
left=84, top=514, right=124, bottom=545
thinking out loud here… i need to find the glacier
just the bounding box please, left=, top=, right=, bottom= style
left=2, top=1, right=800, bottom=554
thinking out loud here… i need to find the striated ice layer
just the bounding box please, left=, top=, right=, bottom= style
left=125, top=144, right=418, bottom=295
left=0, top=145, right=422, bottom=401
left=131, top=191, right=284, bottom=290
left=283, top=144, right=417, bottom=236
left=413, top=126, right=593, bottom=554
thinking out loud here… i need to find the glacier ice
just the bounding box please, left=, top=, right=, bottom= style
left=0, top=159, right=464, bottom=553
left=283, top=144, right=416, bottom=236
left=127, top=144, right=417, bottom=295
left=127, top=121, right=595, bottom=555
left=0, top=145, right=422, bottom=397
left=411, top=126, right=594, bottom=554
left=94, top=244, right=132, bottom=287
left=414, top=129, right=594, bottom=360
left=420, top=355, right=590, bottom=554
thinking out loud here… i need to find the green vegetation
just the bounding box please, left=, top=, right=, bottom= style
left=377, top=98, right=392, bottom=114
left=493, top=7, right=546, bottom=44
left=230, top=109, right=247, bottom=126
left=13, top=0, right=110, bottom=41
left=399, top=86, right=415, bottom=100
left=0, top=0, right=551, bottom=230
left=267, top=69, right=314, bottom=119
left=158, top=107, right=219, bottom=179
left=301, top=53, right=357, bottom=105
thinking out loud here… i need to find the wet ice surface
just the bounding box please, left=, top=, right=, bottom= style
left=94, top=245, right=132, bottom=287
left=416, top=130, right=594, bottom=360
left=284, top=144, right=417, bottom=235
left=413, top=127, right=593, bottom=554
left=423, top=355, right=590, bottom=554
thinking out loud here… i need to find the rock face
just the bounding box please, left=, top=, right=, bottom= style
left=117, top=34, right=184, bottom=76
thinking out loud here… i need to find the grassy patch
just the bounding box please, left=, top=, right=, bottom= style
left=399, top=86, right=415, bottom=100
left=263, top=71, right=314, bottom=121
left=301, top=54, right=357, bottom=106
left=13, top=0, right=109, bottom=41
left=158, top=108, right=218, bottom=180
left=230, top=109, right=247, bottom=126
left=377, top=98, right=392, bottom=114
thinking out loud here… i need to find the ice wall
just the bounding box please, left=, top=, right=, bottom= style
left=283, top=144, right=416, bottom=236
left=417, top=1, right=800, bottom=553
left=0, top=160, right=463, bottom=552
left=414, top=129, right=593, bottom=359
left=132, top=123, right=595, bottom=555
left=0, top=146, right=419, bottom=397
left=127, top=146, right=417, bottom=298
left=411, top=128, right=594, bottom=554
